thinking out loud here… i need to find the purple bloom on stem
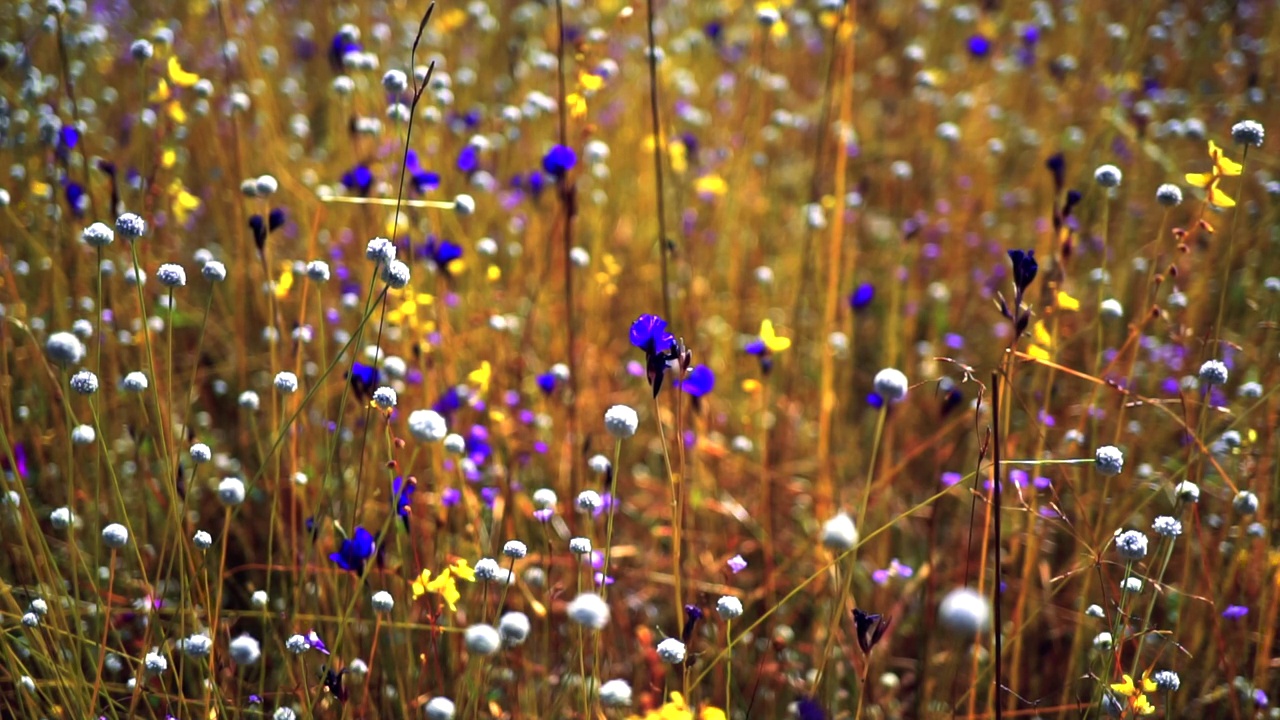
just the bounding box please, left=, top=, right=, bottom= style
left=967, top=34, right=992, bottom=58
left=727, top=554, right=747, bottom=573
left=542, top=145, right=577, bottom=177
left=441, top=488, right=462, bottom=507
left=1223, top=605, right=1249, bottom=620
left=341, top=165, right=374, bottom=196
left=536, top=372, right=557, bottom=394
left=329, top=527, right=376, bottom=573
left=630, top=314, right=675, bottom=356
left=457, top=145, right=480, bottom=174
left=680, top=364, right=715, bottom=398
left=391, top=476, right=416, bottom=529
left=533, top=508, right=553, bottom=522
left=849, top=283, right=875, bottom=311
left=307, top=630, right=329, bottom=655
left=941, top=472, right=963, bottom=487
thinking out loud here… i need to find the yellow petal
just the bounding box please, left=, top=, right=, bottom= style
left=167, top=100, right=187, bottom=125
left=578, top=71, right=604, bottom=93
left=760, top=318, right=791, bottom=353
left=1033, top=320, right=1052, bottom=347
left=149, top=79, right=171, bottom=103
left=1056, top=291, right=1080, bottom=311
left=694, top=174, right=728, bottom=198
left=411, top=569, right=432, bottom=599
left=450, top=558, right=476, bottom=582
left=1026, top=345, right=1050, bottom=361
left=161, top=148, right=177, bottom=169
left=468, top=362, right=492, bottom=395
left=1208, top=185, right=1236, bottom=208
left=1209, top=140, right=1243, bottom=175
left=1184, top=172, right=1212, bottom=188
left=1110, top=675, right=1136, bottom=696
left=167, top=55, right=200, bottom=88
left=1134, top=694, right=1156, bottom=715
left=1141, top=673, right=1158, bottom=693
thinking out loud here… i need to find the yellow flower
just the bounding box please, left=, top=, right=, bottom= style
left=759, top=319, right=791, bottom=353
left=566, top=92, right=588, bottom=119
left=149, top=79, right=171, bottom=103
left=468, top=361, right=492, bottom=396
left=167, top=100, right=188, bottom=125
left=449, top=558, right=476, bottom=582
left=699, top=708, right=727, bottom=720
left=1185, top=140, right=1241, bottom=208
left=1111, top=673, right=1157, bottom=697
left=694, top=174, right=728, bottom=198
left=167, top=56, right=200, bottom=87
left=412, top=567, right=467, bottom=612
left=1132, top=694, right=1156, bottom=715
left=410, top=569, right=433, bottom=600
left=578, top=70, right=604, bottom=94
left=1056, top=291, right=1080, bottom=311
left=168, top=179, right=201, bottom=225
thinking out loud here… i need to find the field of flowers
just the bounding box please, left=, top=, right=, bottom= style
left=2, top=0, right=1279, bottom=718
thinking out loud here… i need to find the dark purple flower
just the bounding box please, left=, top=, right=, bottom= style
left=1223, top=605, right=1249, bottom=620
left=341, top=165, right=374, bottom=196
left=727, top=554, right=747, bottom=573
left=542, top=144, right=577, bottom=177
left=412, top=170, right=440, bottom=193
left=1007, top=249, right=1038, bottom=295
left=425, top=236, right=464, bottom=273
left=536, top=372, right=557, bottom=394
left=392, top=476, right=416, bottom=529
left=852, top=607, right=891, bottom=653
left=457, top=145, right=480, bottom=174
left=796, top=697, right=825, bottom=720
left=630, top=314, right=678, bottom=395
left=848, top=283, right=875, bottom=311
left=682, top=604, right=704, bottom=642
left=967, top=34, right=992, bottom=58
left=307, top=630, right=329, bottom=655
left=329, top=527, right=376, bottom=573
left=680, top=364, right=715, bottom=398
left=346, top=362, right=379, bottom=401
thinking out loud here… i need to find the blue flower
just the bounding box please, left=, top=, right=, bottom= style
left=680, top=364, right=715, bottom=398
left=967, top=34, right=992, bottom=58
left=796, top=697, right=825, bottom=720
left=341, top=165, right=374, bottom=196
left=457, top=145, right=480, bottom=174
left=392, top=476, right=416, bottom=529
left=434, top=387, right=463, bottom=416
left=328, top=34, right=362, bottom=71
left=329, top=527, right=376, bottom=573
left=536, top=372, right=557, bottom=394
left=681, top=604, right=704, bottom=642
left=425, top=236, right=463, bottom=274
left=1007, top=249, right=1038, bottom=295
left=411, top=170, right=440, bottom=193
left=630, top=314, right=675, bottom=357
left=541, top=144, right=577, bottom=177
left=527, top=171, right=547, bottom=198
left=346, top=362, right=379, bottom=401
left=848, top=283, right=875, bottom=311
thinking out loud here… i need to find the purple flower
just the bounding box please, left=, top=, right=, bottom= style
left=341, top=165, right=374, bottom=196
left=329, top=527, right=376, bottom=573
left=541, top=144, right=577, bottom=177
left=533, top=508, right=553, bottom=523
left=392, top=476, right=416, bottom=529
left=630, top=314, right=678, bottom=395
left=967, top=34, right=992, bottom=58
left=1223, top=605, right=1249, bottom=620
left=457, top=145, right=480, bottom=174
left=941, top=472, right=963, bottom=487
left=536, top=372, right=557, bottom=394
left=848, top=283, right=875, bottom=311
left=727, top=554, right=747, bottom=574
left=680, top=364, right=715, bottom=398
left=306, top=630, right=329, bottom=655
left=441, top=488, right=462, bottom=507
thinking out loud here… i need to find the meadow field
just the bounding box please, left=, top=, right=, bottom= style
left=2, top=0, right=1279, bottom=718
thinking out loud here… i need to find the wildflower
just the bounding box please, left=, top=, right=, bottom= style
left=1086, top=604, right=1105, bottom=619
left=274, top=371, right=299, bottom=394
left=1233, top=491, right=1259, bottom=515
left=1094, top=164, right=1123, bottom=188
left=46, top=331, right=85, bottom=366
left=453, top=194, right=476, bottom=215
left=372, top=386, right=397, bottom=409
left=1231, top=120, right=1265, bottom=148
left=1185, top=140, right=1242, bottom=207
left=443, top=433, right=466, bottom=454
left=1110, top=674, right=1158, bottom=715
left=50, top=507, right=73, bottom=529
left=115, top=212, right=146, bottom=239
left=305, top=260, right=330, bottom=282
left=576, top=490, right=603, bottom=513
left=181, top=633, right=212, bottom=657
left=82, top=222, right=114, bottom=246
left=1123, top=577, right=1144, bottom=593
left=474, top=558, right=502, bottom=582
left=1152, top=516, right=1182, bottom=537
left=745, top=318, right=791, bottom=372
left=599, top=679, right=632, bottom=707
left=1199, top=360, right=1228, bottom=386
left=381, top=69, right=408, bottom=93
left=1152, top=670, right=1180, bottom=692
left=533, top=488, right=558, bottom=509
left=604, top=405, right=639, bottom=438
left=541, top=144, right=577, bottom=177
left=217, top=477, right=246, bottom=506
left=69, top=370, right=99, bottom=395
left=102, top=523, right=129, bottom=548
left=238, top=390, right=260, bottom=410
left=717, top=596, right=744, bottom=620
left=656, top=637, right=687, bottom=664
left=630, top=314, right=678, bottom=394
left=144, top=650, right=168, bottom=675
left=1155, top=184, right=1183, bottom=206
left=1174, top=480, right=1200, bottom=503
left=938, top=587, right=990, bottom=634
left=157, top=263, right=186, bottom=287
left=852, top=607, right=891, bottom=653
left=464, top=624, right=501, bottom=655
left=499, top=611, right=531, bottom=646
left=566, top=592, right=611, bottom=629
left=1100, top=298, right=1124, bottom=318
left=1095, top=446, right=1124, bottom=476
left=252, top=590, right=269, bottom=608
left=193, top=530, right=212, bottom=550
left=22, top=613, right=39, bottom=627
left=202, top=261, right=227, bottom=282
left=273, top=709, right=297, bottom=720
left=1007, top=249, right=1039, bottom=297
left=569, top=537, right=592, bottom=555
left=424, top=697, right=456, bottom=720
left=407, top=409, right=448, bottom=443
left=390, top=476, right=416, bottom=529
left=371, top=590, right=394, bottom=613
left=680, top=364, right=716, bottom=399
left=329, top=527, right=376, bottom=573
left=873, top=368, right=909, bottom=403
left=285, top=634, right=310, bottom=654
left=821, top=512, right=858, bottom=552
left=503, top=540, right=527, bottom=558
left=383, top=260, right=411, bottom=289
left=1093, top=632, right=1113, bottom=650
left=1115, top=529, right=1148, bottom=560
left=366, top=237, right=397, bottom=264
left=588, top=455, right=612, bottom=475
left=728, top=554, right=748, bottom=573
left=28, top=599, right=46, bottom=616
left=229, top=634, right=261, bottom=665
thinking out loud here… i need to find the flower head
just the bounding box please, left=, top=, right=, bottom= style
left=1185, top=140, right=1243, bottom=208
left=542, top=144, right=577, bottom=177
left=1114, top=529, right=1148, bottom=561
left=329, top=527, right=376, bottom=574
left=938, top=587, right=990, bottom=634
left=566, top=592, right=611, bottom=629
left=1231, top=120, right=1264, bottom=148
